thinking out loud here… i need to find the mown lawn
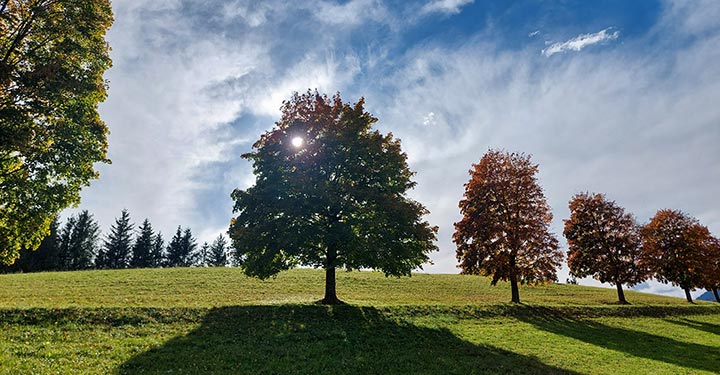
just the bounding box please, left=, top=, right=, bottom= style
left=0, top=268, right=718, bottom=374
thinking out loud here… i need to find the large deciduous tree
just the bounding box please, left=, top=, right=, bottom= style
left=563, top=193, right=648, bottom=304
left=454, top=150, right=562, bottom=304
left=230, top=91, right=438, bottom=304
left=641, top=209, right=712, bottom=302
left=0, top=0, right=113, bottom=264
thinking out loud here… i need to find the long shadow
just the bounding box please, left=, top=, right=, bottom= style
left=519, top=309, right=720, bottom=373
left=119, top=305, right=579, bottom=374
left=664, top=317, right=720, bottom=336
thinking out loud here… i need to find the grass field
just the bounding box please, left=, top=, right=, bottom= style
left=0, top=268, right=718, bottom=374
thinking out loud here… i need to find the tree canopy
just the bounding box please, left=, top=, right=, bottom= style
left=229, top=90, right=438, bottom=304
left=0, top=0, right=113, bottom=264
left=454, top=150, right=562, bottom=303
left=641, top=209, right=713, bottom=302
left=563, top=193, right=647, bottom=303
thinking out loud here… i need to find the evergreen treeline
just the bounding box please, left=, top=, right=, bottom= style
left=0, top=209, right=231, bottom=273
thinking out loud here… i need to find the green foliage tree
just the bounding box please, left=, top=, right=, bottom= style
left=230, top=91, right=438, bottom=304
left=641, top=209, right=712, bottom=302
left=0, top=215, right=60, bottom=272
left=563, top=193, right=648, bottom=304
left=130, top=219, right=155, bottom=268
left=58, top=209, right=99, bottom=270
left=208, top=234, right=228, bottom=267
left=0, top=0, right=113, bottom=264
left=165, top=226, right=197, bottom=267
left=454, top=150, right=563, bottom=304
left=96, top=209, right=133, bottom=269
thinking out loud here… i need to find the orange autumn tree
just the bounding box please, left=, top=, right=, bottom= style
left=699, top=237, right=720, bottom=302
left=641, top=209, right=712, bottom=302
left=454, top=150, right=563, bottom=303
left=563, top=193, right=648, bottom=304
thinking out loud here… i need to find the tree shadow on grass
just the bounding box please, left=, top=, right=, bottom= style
left=119, top=305, right=579, bottom=375
left=664, top=317, right=720, bottom=336
left=519, top=309, right=720, bottom=374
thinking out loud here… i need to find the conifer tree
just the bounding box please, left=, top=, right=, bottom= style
left=97, top=209, right=134, bottom=269
left=165, top=226, right=197, bottom=267
left=209, top=234, right=228, bottom=267
left=198, top=242, right=210, bottom=267
left=64, top=210, right=100, bottom=270
left=130, top=219, right=155, bottom=268
left=150, top=232, right=165, bottom=268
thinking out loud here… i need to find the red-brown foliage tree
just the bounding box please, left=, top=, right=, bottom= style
left=699, top=237, right=720, bottom=302
left=454, top=150, right=563, bottom=303
left=641, top=209, right=713, bottom=302
left=563, top=193, right=648, bottom=304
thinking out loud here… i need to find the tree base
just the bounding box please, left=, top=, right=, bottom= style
left=316, top=297, right=346, bottom=305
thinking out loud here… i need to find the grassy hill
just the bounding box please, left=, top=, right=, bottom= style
left=0, top=268, right=718, bottom=374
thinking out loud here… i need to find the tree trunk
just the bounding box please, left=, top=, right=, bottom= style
left=712, top=286, right=720, bottom=303
left=684, top=288, right=693, bottom=303
left=320, top=246, right=343, bottom=305
left=509, top=255, right=520, bottom=303
left=616, top=282, right=628, bottom=304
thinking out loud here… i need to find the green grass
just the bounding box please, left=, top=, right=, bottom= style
left=0, top=268, right=719, bottom=374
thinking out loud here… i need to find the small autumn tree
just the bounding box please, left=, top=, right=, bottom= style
left=230, top=90, right=438, bottom=304
left=641, top=209, right=711, bottom=302
left=563, top=193, right=648, bottom=304
left=454, top=150, right=562, bottom=304
left=699, top=237, right=720, bottom=303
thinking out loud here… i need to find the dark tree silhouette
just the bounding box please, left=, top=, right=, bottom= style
left=150, top=232, right=165, bottom=268
left=130, top=219, right=155, bottom=268
left=0, top=216, right=61, bottom=273
left=230, top=91, right=438, bottom=304
left=166, top=226, right=197, bottom=267
left=208, top=234, right=228, bottom=267
left=563, top=193, right=648, bottom=304
left=58, top=210, right=100, bottom=270
left=96, top=209, right=133, bottom=269
left=454, top=150, right=562, bottom=303
left=641, top=209, right=712, bottom=302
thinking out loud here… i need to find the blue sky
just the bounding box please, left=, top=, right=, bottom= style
left=74, top=0, right=720, bottom=298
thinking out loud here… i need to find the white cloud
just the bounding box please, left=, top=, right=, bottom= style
left=314, top=0, right=388, bottom=26
left=421, top=0, right=474, bottom=15
left=70, top=1, right=720, bottom=300
left=542, top=27, right=619, bottom=57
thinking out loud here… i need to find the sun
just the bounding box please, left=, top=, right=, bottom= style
left=291, top=136, right=304, bottom=148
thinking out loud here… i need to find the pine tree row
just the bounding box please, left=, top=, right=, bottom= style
left=1, top=209, right=230, bottom=273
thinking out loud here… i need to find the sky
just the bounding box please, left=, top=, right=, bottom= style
left=72, top=0, right=720, bottom=298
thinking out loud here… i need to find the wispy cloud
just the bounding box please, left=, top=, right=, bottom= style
left=542, top=27, right=619, bottom=57
left=421, top=0, right=474, bottom=15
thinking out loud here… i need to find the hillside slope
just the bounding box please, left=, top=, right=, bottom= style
left=0, top=267, right=708, bottom=308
